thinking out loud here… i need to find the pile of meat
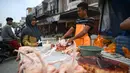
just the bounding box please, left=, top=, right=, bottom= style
left=51, top=39, right=77, bottom=54
left=15, top=46, right=57, bottom=73
left=15, top=46, right=86, bottom=73
left=78, top=56, right=129, bottom=73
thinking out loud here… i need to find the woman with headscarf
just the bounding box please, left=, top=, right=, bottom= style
left=21, top=15, right=42, bottom=47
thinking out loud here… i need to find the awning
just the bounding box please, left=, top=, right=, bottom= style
left=60, top=5, right=100, bottom=20
left=37, top=19, right=50, bottom=25
left=37, top=14, right=60, bottom=25
left=89, top=2, right=98, bottom=7
left=46, top=14, right=60, bottom=22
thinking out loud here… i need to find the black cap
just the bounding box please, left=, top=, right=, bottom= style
left=6, top=17, right=13, bottom=21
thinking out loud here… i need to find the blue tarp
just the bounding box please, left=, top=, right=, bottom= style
left=112, top=0, right=130, bottom=21
left=99, top=0, right=130, bottom=37
left=99, top=0, right=130, bottom=55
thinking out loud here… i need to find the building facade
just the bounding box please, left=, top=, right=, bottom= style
left=30, top=0, right=99, bottom=37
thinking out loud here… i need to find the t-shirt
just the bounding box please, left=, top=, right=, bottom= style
left=1, top=24, right=17, bottom=41
left=121, top=17, right=130, bottom=36
left=73, top=17, right=95, bottom=35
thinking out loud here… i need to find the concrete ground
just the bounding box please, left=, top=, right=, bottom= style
left=0, top=57, right=18, bottom=73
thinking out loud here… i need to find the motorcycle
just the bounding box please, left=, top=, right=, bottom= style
left=0, top=41, right=14, bottom=63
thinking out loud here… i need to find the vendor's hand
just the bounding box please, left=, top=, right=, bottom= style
left=68, top=38, right=73, bottom=43
left=67, top=37, right=74, bottom=45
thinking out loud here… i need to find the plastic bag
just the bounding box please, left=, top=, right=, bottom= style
left=104, top=43, right=116, bottom=53
left=122, top=47, right=130, bottom=58
left=93, top=35, right=104, bottom=48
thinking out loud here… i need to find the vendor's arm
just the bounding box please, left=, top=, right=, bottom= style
left=68, top=25, right=90, bottom=42
left=62, top=27, right=75, bottom=39
left=22, top=35, right=38, bottom=47
left=120, top=17, right=130, bottom=30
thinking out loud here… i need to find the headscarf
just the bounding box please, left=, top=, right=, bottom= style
left=21, top=15, right=41, bottom=46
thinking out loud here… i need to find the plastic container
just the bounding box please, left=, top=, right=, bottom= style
left=78, top=46, right=102, bottom=56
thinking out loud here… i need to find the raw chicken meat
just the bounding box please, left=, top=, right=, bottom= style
left=51, top=39, right=68, bottom=51
left=59, top=50, right=86, bottom=73
left=62, top=42, right=77, bottom=54
left=56, top=43, right=66, bottom=51
left=59, top=58, right=86, bottom=73
left=17, top=51, right=46, bottom=73
left=51, top=39, right=76, bottom=53
left=16, top=46, right=37, bottom=61
left=47, top=65, right=58, bottom=73
left=16, top=47, right=58, bottom=73
left=58, top=39, right=67, bottom=46
left=18, top=46, right=36, bottom=54
left=16, top=42, right=85, bottom=73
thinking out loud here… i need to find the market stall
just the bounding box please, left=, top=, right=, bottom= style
left=15, top=38, right=130, bottom=73
left=15, top=0, right=130, bottom=73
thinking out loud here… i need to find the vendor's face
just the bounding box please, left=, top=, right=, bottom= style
left=31, top=18, right=37, bottom=26
left=77, top=7, right=87, bottom=18
left=7, top=20, right=13, bottom=25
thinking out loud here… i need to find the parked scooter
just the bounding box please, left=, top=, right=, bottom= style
left=0, top=41, right=15, bottom=63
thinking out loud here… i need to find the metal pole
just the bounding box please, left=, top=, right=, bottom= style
left=98, top=0, right=105, bottom=34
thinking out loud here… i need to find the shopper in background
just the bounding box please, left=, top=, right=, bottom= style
left=1, top=17, right=20, bottom=50
left=21, top=15, right=42, bottom=47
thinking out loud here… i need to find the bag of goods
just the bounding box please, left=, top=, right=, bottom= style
left=104, top=43, right=116, bottom=53
left=103, top=39, right=112, bottom=46
left=122, top=47, right=130, bottom=59
left=115, top=36, right=130, bottom=56
left=93, top=35, right=104, bottom=48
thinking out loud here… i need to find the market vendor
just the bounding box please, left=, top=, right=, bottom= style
left=115, top=17, right=130, bottom=56
left=120, top=17, right=130, bottom=34
left=21, top=15, right=42, bottom=47
left=62, top=2, right=95, bottom=46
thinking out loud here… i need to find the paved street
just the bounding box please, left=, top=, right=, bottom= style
left=0, top=57, right=18, bottom=73
left=0, top=36, right=2, bottom=41
left=0, top=36, right=18, bottom=73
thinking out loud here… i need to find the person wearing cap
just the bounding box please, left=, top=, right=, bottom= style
left=1, top=17, right=20, bottom=50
